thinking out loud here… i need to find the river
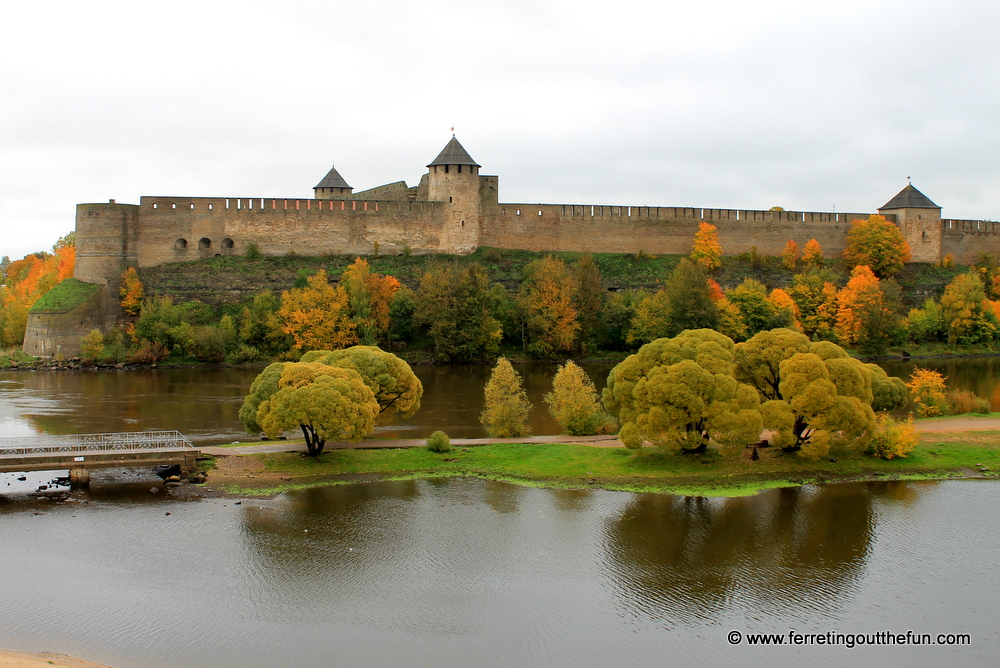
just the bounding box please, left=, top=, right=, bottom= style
left=1, top=359, right=998, bottom=666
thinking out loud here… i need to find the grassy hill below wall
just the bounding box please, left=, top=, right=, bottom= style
left=139, top=248, right=966, bottom=308
left=28, top=278, right=101, bottom=313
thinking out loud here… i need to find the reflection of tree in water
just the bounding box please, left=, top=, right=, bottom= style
left=237, top=480, right=422, bottom=618
left=601, top=483, right=904, bottom=623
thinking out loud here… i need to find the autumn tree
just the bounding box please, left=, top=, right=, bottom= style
left=906, top=367, right=947, bottom=417
left=781, top=240, right=800, bottom=271
left=843, top=214, right=911, bottom=277
left=801, top=238, right=824, bottom=267
left=769, top=288, right=799, bottom=330
left=415, top=263, right=503, bottom=362
left=240, top=362, right=379, bottom=455
left=340, top=257, right=400, bottom=345
left=690, top=222, right=722, bottom=271
left=789, top=269, right=838, bottom=340
left=277, top=270, right=357, bottom=352
left=940, top=272, right=997, bottom=345
left=519, top=256, right=579, bottom=358
left=119, top=267, right=144, bottom=316
left=544, top=360, right=615, bottom=435
left=733, top=329, right=891, bottom=458
left=481, top=357, right=532, bottom=437
left=726, top=278, right=792, bottom=337
left=299, top=346, right=422, bottom=419
left=629, top=259, right=718, bottom=343
left=237, top=290, right=290, bottom=358
left=574, top=254, right=603, bottom=353
left=866, top=414, right=919, bottom=459
left=603, top=329, right=762, bottom=453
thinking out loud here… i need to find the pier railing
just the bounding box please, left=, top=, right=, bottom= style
left=0, top=431, right=196, bottom=457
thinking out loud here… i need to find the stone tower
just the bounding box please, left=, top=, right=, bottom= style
left=878, top=184, right=942, bottom=263
left=427, top=137, right=481, bottom=254
left=313, top=164, right=353, bottom=199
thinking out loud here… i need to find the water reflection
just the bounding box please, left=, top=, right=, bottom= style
left=880, top=357, right=1000, bottom=413
left=602, top=483, right=889, bottom=623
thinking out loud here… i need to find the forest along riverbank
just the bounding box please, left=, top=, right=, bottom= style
left=201, top=418, right=1000, bottom=498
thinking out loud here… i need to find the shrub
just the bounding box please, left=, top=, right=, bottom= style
left=906, top=367, right=947, bottom=417
left=866, top=413, right=919, bottom=459
left=945, top=388, right=991, bottom=415
left=127, top=341, right=170, bottom=364
left=245, top=243, right=262, bottom=261
left=426, top=430, right=452, bottom=453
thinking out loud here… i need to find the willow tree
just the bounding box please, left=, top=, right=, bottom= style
left=481, top=357, right=532, bottom=437
left=239, top=362, right=379, bottom=455
left=300, top=346, right=422, bottom=419
left=733, top=329, right=900, bottom=458
left=603, top=329, right=762, bottom=453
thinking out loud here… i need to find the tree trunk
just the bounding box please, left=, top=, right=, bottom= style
left=300, top=424, right=326, bottom=456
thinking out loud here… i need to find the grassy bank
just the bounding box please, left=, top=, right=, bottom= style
left=213, top=433, right=1000, bottom=498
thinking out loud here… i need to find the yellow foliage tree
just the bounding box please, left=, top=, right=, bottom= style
left=801, top=238, right=823, bottom=267
left=769, top=288, right=799, bottom=329
left=842, top=214, right=911, bottom=277
left=119, top=267, right=145, bottom=316
left=481, top=357, right=532, bottom=437
left=340, top=257, right=400, bottom=345
left=544, top=360, right=615, bottom=436
left=519, top=256, right=579, bottom=358
left=905, top=366, right=947, bottom=417
left=277, top=270, right=357, bottom=352
left=866, top=413, right=919, bottom=459
left=940, top=272, right=996, bottom=345
left=690, top=222, right=722, bottom=271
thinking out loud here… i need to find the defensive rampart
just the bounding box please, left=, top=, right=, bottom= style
left=941, top=219, right=1000, bottom=264
left=483, top=204, right=875, bottom=256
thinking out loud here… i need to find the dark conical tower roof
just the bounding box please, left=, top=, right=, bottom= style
left=879, top=184, right=939, bottom=210
left=315, top=164, right=352, bottom=189
left=427, top=137, right=480, bottom=168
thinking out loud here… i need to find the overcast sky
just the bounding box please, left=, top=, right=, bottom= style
left=2, top=0, right=998, bottom=260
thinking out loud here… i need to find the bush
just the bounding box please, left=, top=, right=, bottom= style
left=127, top=341, right=170, bottom=364
left=245, top=243, right=262, bottom=261
left=945, top=389, right=991, bottom=415
left=426, top=430, right=451, bottom=453
left=866, top=413, right=919, bottom=459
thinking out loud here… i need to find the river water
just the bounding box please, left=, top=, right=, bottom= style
left=0, top=478, right=996, bottom=667
left=1, top=360, right=999, bottom=666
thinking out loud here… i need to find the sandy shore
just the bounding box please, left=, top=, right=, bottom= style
left=0, top=648, right=114, bottom=668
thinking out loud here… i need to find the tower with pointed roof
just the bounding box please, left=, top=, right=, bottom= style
left=426, top=136, right=482, bottom=254
left=878, top=184, right=941, bottom=263
left=313, top=164, right=353, bottom=199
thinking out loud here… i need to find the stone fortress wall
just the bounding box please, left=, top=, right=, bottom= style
left=21, top=136, right=1000, bottom=357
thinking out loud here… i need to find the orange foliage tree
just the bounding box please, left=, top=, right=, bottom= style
left=836, top=265, right=882, bottom=344
left=780, top=240, right=799, bottom=271
left=0, top=234, right=76, bottom=347
left=277, top=270, right=357, bottom=352
left=801, top=238, right=823, bottom=267
left=690, top=222, right=722, bottom=271
left=119, top=267, right=145, bottom=316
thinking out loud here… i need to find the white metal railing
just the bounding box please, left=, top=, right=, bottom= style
left=0, top=431, right=196, bottom=457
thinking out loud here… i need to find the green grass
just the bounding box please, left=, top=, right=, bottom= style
left=216, top=437, right=1000, bottom=497
left=29, top=278, right=101, bottom=313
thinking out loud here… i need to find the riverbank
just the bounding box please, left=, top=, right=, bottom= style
left=0, top=648, right=113, bottom=668
left=207, top=423, right=1000, bottom=498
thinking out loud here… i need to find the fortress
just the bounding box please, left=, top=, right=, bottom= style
left=22, top=136, right=1000, bottom=357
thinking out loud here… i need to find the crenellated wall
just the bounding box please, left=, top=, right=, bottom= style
left=482, top=204, right=874, bottom=256
left=941, top=219, right=1000, bottom=264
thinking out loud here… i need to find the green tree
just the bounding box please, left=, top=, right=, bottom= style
left=789, top=270, right=839, bottom=340
left=519, top=256, right=579, bottom=358
left=629, top=259, right=718, bottom=343
left=544, top=360, right=615, bottom=435
left=906, top=298, right=946, bottom=343
left=299, top=346, right=422, bottom=419
left=481, top=357, right=532, bottom=437
left=597, top=289, right=643, bottom=350
left=574, top=253, right=603, bottom=353
left=733, top=329, right=884, bottom=458
left=842, top=214, right=911, bottom=277
left=726, top=278, right=785, bottom=336
left=415, top=263, right=503, bottom=362
left=239, top=362, right=379, bottom=455
left=603, top=329, right=762, bottom=453
left=238, top=290, right=291, bottom=357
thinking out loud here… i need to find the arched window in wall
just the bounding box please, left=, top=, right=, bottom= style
left=174, top=238, right=188, bottom=249
left=199, top=238, right=212, bottom=249
left=221, top=238, right=234, bottom=249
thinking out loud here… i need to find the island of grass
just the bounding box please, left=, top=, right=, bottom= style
left=209, top=426, right=1000, bottom=498
left=28, top=278, right=101, bottom=313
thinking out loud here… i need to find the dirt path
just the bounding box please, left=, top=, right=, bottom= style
left=200, top=417, right=1000, bottom=459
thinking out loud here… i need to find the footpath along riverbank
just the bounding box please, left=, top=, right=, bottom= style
left=199, top=417, right=1000, bottom=497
